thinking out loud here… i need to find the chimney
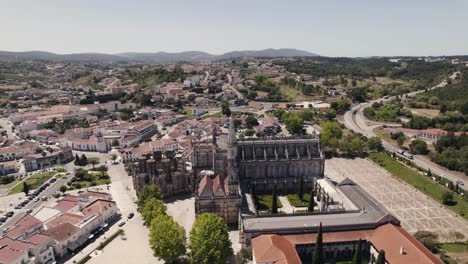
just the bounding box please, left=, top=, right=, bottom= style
left=400, top=245, right=405, bottom=255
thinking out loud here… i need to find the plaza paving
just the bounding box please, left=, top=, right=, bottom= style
left=68, top=152, right=159, bottom=264
left=166, top=196, right=242, bottom=254
left=325, top=158, right=468, bottom=242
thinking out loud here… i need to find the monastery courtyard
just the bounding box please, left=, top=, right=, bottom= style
left=325, top=158, right=468, bottom=242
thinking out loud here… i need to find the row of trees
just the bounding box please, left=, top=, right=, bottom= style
left=139, top=185, right=233, bottom=264
left=432, top=133, right=468, bottom=174
left=321, top=122, right=383, bottom=157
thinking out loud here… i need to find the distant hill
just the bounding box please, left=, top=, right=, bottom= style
left=219, top=48, right=318, bottom=59
left=0, top=48, right=318, bottom=63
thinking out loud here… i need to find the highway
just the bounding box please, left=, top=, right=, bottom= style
left=342, top=72, right=467, bottom=190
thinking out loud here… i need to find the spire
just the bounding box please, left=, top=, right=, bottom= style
left=228, top=117, right=236, bottom=146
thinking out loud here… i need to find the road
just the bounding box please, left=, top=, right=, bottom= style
left=343, top=72, right=468, bottom=189
left=1, top=167, right=71, bottom=229
left=0, top=118, right=16, bottom=139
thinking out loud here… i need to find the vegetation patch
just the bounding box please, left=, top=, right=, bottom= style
left=9, top=172, right=54, bottom=194
left=440, top=242, right=468, bottom=253
left=255, top=194, right=283, bottom=210
left=287, top=193, right=311, bottom=207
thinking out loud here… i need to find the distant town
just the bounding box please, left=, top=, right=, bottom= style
left=0, top=53, right=467, bottom=264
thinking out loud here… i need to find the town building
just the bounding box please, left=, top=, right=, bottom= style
left=0, top=191, right=118, bottom=264
left=23, top=147, right=74, bottom=172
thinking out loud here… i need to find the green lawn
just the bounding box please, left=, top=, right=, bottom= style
left=287, top=193, right=312, bottom=207
left=10, top=172, right=54, bottom=194
left=369, top=152, right=468, bottom=220
left=256, top=195, right=283, bottom=210
left=441, top=243, right=468, bottom=253
left=0, top=179, right=21, bottom=190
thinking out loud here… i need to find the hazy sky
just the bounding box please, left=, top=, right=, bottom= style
left=1, top=0, right=467, bottom=57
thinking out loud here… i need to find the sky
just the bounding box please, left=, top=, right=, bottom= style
left=1, top=0, right=467, bottom=57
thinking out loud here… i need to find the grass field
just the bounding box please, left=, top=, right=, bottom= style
left=441, top=242, right=468, bottom=253
left=10, top=172, right=54, bottom=194
left=369, top=152, right=468, bottom=220
left=256, top=194, right=283, bottom=210
left=287, top=193, right=312, bottom=207
left=0, top=179, right=21, bottom=190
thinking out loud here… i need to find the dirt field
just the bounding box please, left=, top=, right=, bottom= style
left=410, top=108, right=440, bottom=118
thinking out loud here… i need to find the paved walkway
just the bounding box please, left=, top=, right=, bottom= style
left=278, top=196, right=294, bottom=214
left=325, top=158, right=468, bottom=242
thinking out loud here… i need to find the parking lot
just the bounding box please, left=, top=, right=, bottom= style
left=325, top=158, right=468, bottom=242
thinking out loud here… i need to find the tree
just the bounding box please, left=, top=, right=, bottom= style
left=138, top=185, right=163, bottom=209
left=221, top=100, right=231, bottom=117
left=397, top=136, right=405, bottom=146
left=324, top=109, right=336, bottom=120
left=320, top=122, right=343, bottom=146
left=80, top=154, right=88, bottom=165
left=141, top=198, right=166, bottom=224
left=189, top=213, right=232, bottom=264
left=149, top=214, right=186, bottom=264
left=298, top=176, right=304, bottom=200
left=245, top=115, right=259, bottom=128
left=90, top=159, right=99, bottom=170
left=244, top=129, right=255, bottom=138
left=110, top=153, right=118, bottom=164
left=308, top=188, right=315, bottom=213
left=235, top=248, right=252, bottom=264
left=376, top=250, right=386, bottom=264
left=59, top=185, right=68, bottom=193
left=312, top=222, right=324, bottom=264
left=271, top=185, right=278, bottom=214
left=352, top=239, right=362, bottom=264
left=284, top=114, right=304, bottom=135
left=367, top=137, right=383, bottom=152
left=74, top=153, right=81, bottom=165
left=409, top=139, right=429, bottom=155
left=414, top=231, right=439, bottom=253
left=442, top=191, right=454, bottom=205
left=22, top=182, right=30, bottom=195
left=427, top=169, right=432, bottom=177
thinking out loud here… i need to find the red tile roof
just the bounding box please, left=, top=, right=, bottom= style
left=252, top=234, right=301, bottom=264
left=81, top=199, right=115, bottom=216
left=46, top=213, right=84, bottom=229
left=43, top=222, right=80, bottom=243
left=0, top=236, right=33, bottom=264
left=252, top=224, right=442, bottom=264
left=26, top=233, right=51, bottom=245
left=53, top=200, right=79, bottom=212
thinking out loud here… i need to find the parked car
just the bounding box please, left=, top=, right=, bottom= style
left=5, top=211, right=14, bottom=217
left=14, top=205, right=22, bottom=209
left=34, top=197, right=40, bottom=202
left=26, top=209, right=33, bottom=214
left=118, top=221, right=126, bottom=227
left=127, top=213, right=134, bottom=219
left=0, top=216, right=8, bottom=222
